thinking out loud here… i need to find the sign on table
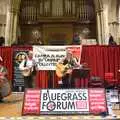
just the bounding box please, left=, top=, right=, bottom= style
left=22, top=88, right=107, bottom=115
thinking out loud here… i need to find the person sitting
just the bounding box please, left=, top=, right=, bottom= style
left=0, top=56, right=9, bottom=103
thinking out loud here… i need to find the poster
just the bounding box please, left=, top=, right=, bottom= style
left=89, top=88, right=107, bottom=114
left=67, top=46, right=82, bottom=63
left=22, top=88, right=107, bottom=115
left=13, top=50, right=28, bottom=92
left=22, top=89, right=41, bottom=115
left=33, top=45, right=82, bottom=70
left=40, top=89, right=89, bottom=114
left=109, top=89, right=119, bottom=103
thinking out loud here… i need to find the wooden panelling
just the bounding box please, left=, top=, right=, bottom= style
left=43, top=24, right=73, bottom=45
left=20, top=0, right=96, bottom=44
left=20, top=25, right=42, bottom=45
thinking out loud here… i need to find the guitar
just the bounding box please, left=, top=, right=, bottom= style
left=56, top=62, right=88, bottom=78
left=21, top=65, right=37, bottom=77
left=56, top=63, right=73, bottom=78
left=21, top=67, right=32, bottom=77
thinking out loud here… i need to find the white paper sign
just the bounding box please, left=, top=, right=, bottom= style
left=33, top=46, right=82, bottom=70
left=40, top=89, right=89, bottom=114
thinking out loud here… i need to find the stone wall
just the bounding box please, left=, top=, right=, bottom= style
left=0, top=0, right=120, bottom=45
left=0, top=0, right=7, bottom=37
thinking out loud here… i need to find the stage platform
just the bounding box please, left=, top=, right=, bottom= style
left=0, top=93, right=120, bottom=120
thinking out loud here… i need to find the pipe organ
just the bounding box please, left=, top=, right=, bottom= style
left=20, top=0, right=96, bottom=45
left=20, top=0, right=95, bottom=23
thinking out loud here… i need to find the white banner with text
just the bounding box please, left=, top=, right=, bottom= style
left=33, top=46, right=82, bottom=70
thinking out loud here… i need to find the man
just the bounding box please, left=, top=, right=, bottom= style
left=57, top=51, right=80, bottom=88
left=19, top=51, right=37, bottom=89
left=0, top=37, right=5, bottom=46
left=0, top=56, right=9, bottom=102
left=108, top=33, right=117, bottom=45
left=72, top=33, right=81, bottom=45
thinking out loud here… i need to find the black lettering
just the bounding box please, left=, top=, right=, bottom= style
left=42, top=102, right=47, bottom=109
left=57, top=93, right=61, bottom=100
left=51, top=93, right=56, bottom=101
left=68, top=101, right=75, bottom=109
left=61, top=93, right=67, bottom=101
left=57, top=102, right=61, bottom=109
left=68, top=93, right=72, bottom=100
left=83, top=93, right=87, bottom=100
left=62, top=101, right=67, bottom=110
left=38, top=59, right=43, bottom=62
left=78, top=93, right=83, bottom=100
left=43, top=93, right=48, bottom=100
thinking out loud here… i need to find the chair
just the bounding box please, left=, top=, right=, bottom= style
left=88, top=76, right=104, bottom=88
left=105, top=73, right=118, bottom=88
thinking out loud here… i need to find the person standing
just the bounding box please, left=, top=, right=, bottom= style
left=108, top=33, right=117, bottom=45
left=0, top=37, right=5, bottom=46
left=56, top=51, right=80, bottom=88
left=19, top=51, right=37, bottom=89
left=72, top=33, right=81, bottom=45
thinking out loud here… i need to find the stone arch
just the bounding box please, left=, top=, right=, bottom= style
left=108, top=0, right=120, bottom=44
left=93, top=0, right=103, bottom=12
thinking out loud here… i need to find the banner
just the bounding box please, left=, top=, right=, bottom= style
left=89, top=88, right=107, bottom=114
left=33, top=45, right=82, bottom=70
left=22, top=89, right=40, bottom=115
left=40, top=89, right=89, bottom=114
left=13, top=50, right=28, bottom=92
left=22, top=88, right=107, bottom=115
left=66, top=46, right=82, bottom=63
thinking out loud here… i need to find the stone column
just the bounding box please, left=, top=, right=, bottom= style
left=96, top=9, right=106, bottom=45
left=5, top=3, right=12, bottom=45
left=96, top=10, right=103, bottom=44
left=13, top=12, right=18, bottom=44
left=118, top=1, right=120, bottom=44
left=5, top=0, right=21, bottom=46
left=102, top=5, right=109, bottom=44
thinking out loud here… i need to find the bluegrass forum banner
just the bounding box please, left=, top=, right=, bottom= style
left=22, top=88, right=107, bottom=115
left=40, top=89, right=89, bottom=114
left=33, top=45, right=82, bottom=70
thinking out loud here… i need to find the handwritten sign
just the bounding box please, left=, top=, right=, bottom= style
left=89, top=88, right=107, bottom=114
left=22, top=89, right=41, bottom=115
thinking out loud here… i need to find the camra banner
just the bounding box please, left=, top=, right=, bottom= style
left=33, top=45, right=82, bottom=70
left=22, top=89, right=107, bottom=115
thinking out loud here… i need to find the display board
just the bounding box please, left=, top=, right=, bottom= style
left=89, top=88, right=107, bottom=114
left=13, top=50, right=28, bottom=92
left=22, top=88, right=107, bottom=115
